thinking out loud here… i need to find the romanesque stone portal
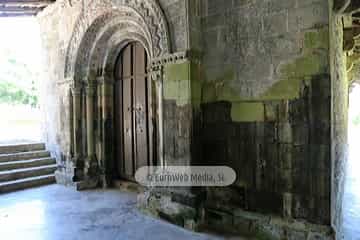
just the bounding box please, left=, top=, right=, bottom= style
left=35, top=0, right=360, bottom=239
left=46, top=0, right=171, bottom=188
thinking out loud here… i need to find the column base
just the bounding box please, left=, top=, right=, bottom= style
left=76, top=177, right=100, bottom=191
left=84, top=155, right=100, bottom=178
left=54, top=159, right=83, bottom=186
left=55, top=169, right=76, bottom=186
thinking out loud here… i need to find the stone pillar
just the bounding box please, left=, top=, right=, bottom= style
left=85, top=82, right=97, bottom=177
left=138, top=53, right=200, bottom=230
left=55, top=83, right=83, bottom=185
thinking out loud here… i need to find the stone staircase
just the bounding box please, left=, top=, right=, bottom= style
left=0, top=143, right=57, bottom=194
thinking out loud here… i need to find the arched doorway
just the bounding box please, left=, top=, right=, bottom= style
left=63, top=1, right=171, bottom=186
left=113, top=42, right=152, bottom=181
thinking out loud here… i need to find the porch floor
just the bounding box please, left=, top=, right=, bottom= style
left=0, top=184, right=248, bottom=240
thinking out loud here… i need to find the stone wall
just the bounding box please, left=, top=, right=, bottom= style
left=37, top=0, right=81, bottom=181
left=197, top=0, right=334, bottom=237
left=36, top=0, right=347, bottom=238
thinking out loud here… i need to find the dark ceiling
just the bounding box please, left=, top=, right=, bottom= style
left=0, top=0, right=56, bottom=17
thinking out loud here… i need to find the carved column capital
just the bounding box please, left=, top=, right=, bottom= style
left=85, top=83, right=97, bottom=96
left=149, top=66, right=163, bottom=82
left=96, top=76, right=115, bottom=86
left=96, top=76, right=105, bottom=84
left=71, top=85, right=82, bottom=96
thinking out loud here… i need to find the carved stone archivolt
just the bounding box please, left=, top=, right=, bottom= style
left=64, top=0, right=171, bottom=81
left=335, top=0, right=360, bottom=14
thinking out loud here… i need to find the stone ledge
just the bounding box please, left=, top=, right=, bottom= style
left=137, top=189, right=200, bottom=231
left=202, top=207, right=335, bottom=240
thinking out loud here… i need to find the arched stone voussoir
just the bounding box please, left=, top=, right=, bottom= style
left=334, top=0, right=360, bottom=14
left=77, top=18, right=152, bottom=82
left=65, top=0, right=171, bottom=80
left=74, top=10, right=151, bottom=82
left=98, top=32, right=151, bottom=81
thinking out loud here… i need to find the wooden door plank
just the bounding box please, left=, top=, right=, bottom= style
left=134, top=42, right=149, bottom=169
left=122, top=44, right=134, bottom=178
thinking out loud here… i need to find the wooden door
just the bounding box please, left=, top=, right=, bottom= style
left=114, top=42, right=150, bottom=181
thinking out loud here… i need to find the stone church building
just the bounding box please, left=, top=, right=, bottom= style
left=1, top=0, right=359, bottom=239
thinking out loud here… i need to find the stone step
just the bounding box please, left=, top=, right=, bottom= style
left=0, top=143, right=46, bottom=154
left=0, top=157, right=56, bottom=171
left=0, top=150, right=51, bottom=163
left=0, top=174, right=55, bottom=194
left=0, top=165, right=57, bottom=183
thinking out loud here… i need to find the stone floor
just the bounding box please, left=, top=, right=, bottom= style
left=0, top=184, right=249, bottom=240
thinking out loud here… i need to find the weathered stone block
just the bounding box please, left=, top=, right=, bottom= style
left=267, top=0, right=296, bottom=13
left=201, top=101, right=232, bottom=123
left=202, top=140, right=228, bottom=165
left=291, top=145, right=309, bottom=170
left=231, top=102, right=265, bottom=122
left=264, top=34, right=302, bottom=58
left=310, top=144, right=331, bottom=170
left=292, top=122, right=309, bottom=145
left=289, top=98, right=308, bottom=123
left=283, top=192, right=293, bottom=218
left=288, top=4, right=329, bottom=32
left=264, top=101, right=279, bottom=122
left=207, top=0, right=232, bottom=16
left=292, top=194, right=310, bottom=220
left=232, top=0, right=252, bottom=9
left=292, top=167, right=309, bottom=195
left=264, top=122, right=277, bottom=143
left=310, top=122, right=331, bottom=145
left=205, top=208, right=233, bottom=229
left=279, top=144, right=292, bottom=170
left=237, top=123, right=256, bottom=141
left=202, top=12, right=225, bottom=29
left=278, top=100, right=290, bottom=122
left=165, top=62, right=190, bottom=82
left=263, top=11, right=288, bottom=37
left=278, top=122, right=292, bottom=143
left=304, top=29, right=329, bottom=50
left=247, top=189, right=283, bottom=214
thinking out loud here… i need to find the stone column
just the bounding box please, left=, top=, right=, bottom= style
left=71, top=85, right=82, bottom=163
left=102, top=79, right=115, bottom=182
left=85, top=82, right=97, bottom=177
left=69, top=88, right=74, bottom=157
left=98, top=76, right=110, bottom=186
left=150, top=66, right=164, bottom=167
left=99, top=76, right=107, bottom=158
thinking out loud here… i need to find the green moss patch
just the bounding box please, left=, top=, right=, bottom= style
left=164, top=61, right=190, bottom=82
left=231, top=102, right=265, bottom=122
left=304, top=27, right=329, bottom=50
